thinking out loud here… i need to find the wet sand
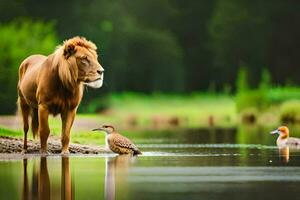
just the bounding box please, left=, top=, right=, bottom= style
left=0, top=136, right=110, bottom=157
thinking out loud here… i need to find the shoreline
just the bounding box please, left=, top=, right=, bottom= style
left=0, top=136, right=111, bottom=158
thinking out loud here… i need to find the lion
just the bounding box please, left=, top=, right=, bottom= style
left=17, top=36, right=104, bottom=154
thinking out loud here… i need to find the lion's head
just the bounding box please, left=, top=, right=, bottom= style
left=52, top=36, right=104, bottom=89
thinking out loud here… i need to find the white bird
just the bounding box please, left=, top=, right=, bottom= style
left=270, top=126, right=300, bottom=147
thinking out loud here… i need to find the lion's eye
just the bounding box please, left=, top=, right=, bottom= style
left=80, top=57, right=89, bottom=64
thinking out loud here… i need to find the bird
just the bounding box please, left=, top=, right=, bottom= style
left=92, top=125, right=142, bottom=155
left=270, top=126, right=300, bottom=147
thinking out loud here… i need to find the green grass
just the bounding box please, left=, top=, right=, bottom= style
left=268, top=87, right=300, bottom=103
left=235, top=86, right=300, bottom=126
left=0, top=123, right=106, bottom=146
left=236, top=86, right=300, bottom=112
left=106, top=92, right=236, bottom=128
left=0, top=127, right=21, bottom=137
left=1, top=90, right=300, bottom=145
left=0, top=93, right=236, bottom=145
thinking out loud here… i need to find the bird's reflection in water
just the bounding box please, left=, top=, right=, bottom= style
left=105, top=155, right=134, bottom=200
left=278, top=146, right=290, bottom=164
left=22, top=156, right=73, bottom=200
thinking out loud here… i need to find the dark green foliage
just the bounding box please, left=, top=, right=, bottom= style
left=236, top=67, right=267, bottom=112
left=236, top=67, right=300, bottom=113
left=209, top=0, right=300, bottom=89
left=117, top=28, right=184, bottom=92
left=0, top=1, right=299, bottom=113
left=236, top=67, right=249, bottom=94
left=79, top=96, right=110, bottom=113
left=0, top=19, right=57, bottom=114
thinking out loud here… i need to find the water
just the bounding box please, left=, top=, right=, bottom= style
left=1, top=128, right=300, bottom=200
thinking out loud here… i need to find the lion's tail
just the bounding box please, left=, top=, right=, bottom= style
left=31, top=108, right=39, bottom=138
left=17, top=98, right=39, bottom=139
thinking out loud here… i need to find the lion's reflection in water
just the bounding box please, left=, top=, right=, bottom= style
left=105, top=155, right=135, bottom=200
left=21, top=155, right=134, bottom=200
left=22, top=157, right=73, bottom=200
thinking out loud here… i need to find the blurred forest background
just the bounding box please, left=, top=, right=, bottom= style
left=0, top=0, right=299, bottom=129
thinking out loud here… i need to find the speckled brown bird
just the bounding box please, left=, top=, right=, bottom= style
left=92, top=125, right=142, bottom=155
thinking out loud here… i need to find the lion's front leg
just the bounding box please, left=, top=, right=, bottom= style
left=38, top=105, right=50, bottom=154
left=61, top=109, right=76, bottom=154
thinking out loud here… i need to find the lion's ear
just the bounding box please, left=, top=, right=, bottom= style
left=63, top=44, right=76, bottom=59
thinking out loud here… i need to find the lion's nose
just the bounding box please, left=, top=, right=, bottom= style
left=97, top=69, right=104, bottom=75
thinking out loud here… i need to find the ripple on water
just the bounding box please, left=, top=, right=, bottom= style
left=139, top=143, right=276, bottom=149
left=141, top=151, right=241, bottom=157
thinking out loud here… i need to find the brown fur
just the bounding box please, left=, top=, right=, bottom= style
left=17, top=36, right=104, bottom=154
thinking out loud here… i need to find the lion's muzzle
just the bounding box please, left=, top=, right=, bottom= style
left=84, top=74, right=104, bottom=88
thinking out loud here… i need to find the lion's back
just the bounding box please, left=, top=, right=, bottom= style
left=18, top=54, right=48, bottom=105
left=19, top=55, right=47, bottom=80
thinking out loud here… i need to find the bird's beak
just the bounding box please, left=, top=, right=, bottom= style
left=92, top=128, right=104, bottom=132
left=270, top=129, right=280, bottom=135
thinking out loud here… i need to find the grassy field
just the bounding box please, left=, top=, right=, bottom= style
left=0, top=119, right=107, bottom=146
left=0, top=93, right=236, bottom=145
left=100, top=93, right=237, bottom=128
left=0, top=91, right=299, bottom=146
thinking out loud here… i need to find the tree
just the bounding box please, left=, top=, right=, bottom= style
left=209, top=0, right=270, bottom=89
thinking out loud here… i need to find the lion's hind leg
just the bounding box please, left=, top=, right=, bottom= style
left=18, top=97, right=30, bottom=153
